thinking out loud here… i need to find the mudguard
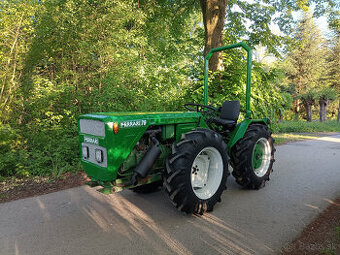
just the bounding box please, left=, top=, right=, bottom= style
left=228, top=118, right=270, bottom=151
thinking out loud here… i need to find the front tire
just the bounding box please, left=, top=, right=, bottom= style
left=230, top=124, right=275, bottom=189
left=164, top=129, right=229, bottom=215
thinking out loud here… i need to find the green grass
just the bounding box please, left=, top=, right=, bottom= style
left=272, top=120, right=340, bottom=133
left=272, top=120, right=340, bottom=145
left=336, top=226, right=340, bottom=240
left=321, top=249, right=335, bottom=255
left=273, top=133, right=320, bottom=145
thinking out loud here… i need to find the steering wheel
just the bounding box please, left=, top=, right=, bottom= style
left=184, top=103, right=217, bottom=113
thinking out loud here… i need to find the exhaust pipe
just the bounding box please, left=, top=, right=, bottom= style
left=130, top=137, right=161, bottom=185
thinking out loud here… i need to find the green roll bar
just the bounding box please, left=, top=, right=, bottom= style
left=204, top=42, right=252, bottom=119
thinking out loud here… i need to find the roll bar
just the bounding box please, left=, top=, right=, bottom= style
left=204, top=42, right=252, bottom=119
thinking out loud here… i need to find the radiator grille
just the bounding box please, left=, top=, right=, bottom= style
left=79, top=119, right=105, bottom=137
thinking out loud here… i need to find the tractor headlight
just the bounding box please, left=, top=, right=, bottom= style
left=82, top=146, right=89, bottom=159
left=95, top=149, right=103, bottom=163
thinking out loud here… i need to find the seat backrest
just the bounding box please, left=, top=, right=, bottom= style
left=220, top=100, right=240, bottom=121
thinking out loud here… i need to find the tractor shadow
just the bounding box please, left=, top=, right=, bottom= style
left=2, top=176, right=274, bottom=255
left=70, top=178, right=275, bottom=255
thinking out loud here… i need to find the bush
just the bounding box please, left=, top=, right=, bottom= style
left=0, top=122, right=80, bottom=178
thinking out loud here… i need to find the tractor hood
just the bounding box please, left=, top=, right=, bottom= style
left=79, top=111, right=201, bottom=125
left=78, top=111, right=203, bottom=181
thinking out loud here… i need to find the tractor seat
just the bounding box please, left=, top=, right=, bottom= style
left=211, top=100, right=240, bottom=128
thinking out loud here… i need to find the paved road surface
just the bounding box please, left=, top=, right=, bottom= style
left=1, top=134, right=340, bottom=255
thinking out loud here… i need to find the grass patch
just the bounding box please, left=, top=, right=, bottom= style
left=336, top=226, right=340, bottom=240
left=321, top=249, right=335, bottom=255
left=272, top=120, right=340, bottom=133
left=273, top=133, right=320, bottom=145
left=0, top=193, right=8, bottom=200
left=272, top=120, right=340, bottom=145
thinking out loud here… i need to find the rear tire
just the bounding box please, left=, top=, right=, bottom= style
left=164, top=129, right=229, bottom=214
left=230, top=124, right=275, bottom=189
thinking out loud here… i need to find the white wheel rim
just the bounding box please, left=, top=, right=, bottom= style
left=190, top=147, right=224, bottom=200
left=252, top=137, right=271, bottom=177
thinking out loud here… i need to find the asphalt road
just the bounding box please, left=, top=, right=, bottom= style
left=1, top=134, right=340, bottom=255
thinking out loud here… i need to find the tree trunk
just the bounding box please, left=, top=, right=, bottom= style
left=319, top=99, right=329, bottom=122
left=278, top=111, right=283, bottom=122
left=294, top=99, right=300, bottom=120
left=304, top=103, right=312, bottom=122
left=200, top=0, right=228, bottom=72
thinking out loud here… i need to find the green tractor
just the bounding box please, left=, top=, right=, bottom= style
left=78, top=42, right=275, bottom=215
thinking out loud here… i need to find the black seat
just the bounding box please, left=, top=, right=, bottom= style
left=211, top=100, right=240, bottom=128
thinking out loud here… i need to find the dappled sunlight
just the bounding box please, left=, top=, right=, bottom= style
left=14, top=240, right=19, bottom=255
left=103, top=194, right=194, bottom=255
left=76, top=187, right=193, bottom=254
left=317, top=136, right=340, bottom=143
left=323, top=198, right=340, bottom=205
left=67, top=188, right=132, bottom=239
left=304, top=203, right=321, bottom=212
left=5, top=182, right=339, bottom=255
left=188, top=214, right=274, bottom=255
left=83, top=206, right=111, bottom=232
left=35, top=198, right=51, bottom=221
left=273, top=133, right=340, bottom=145
left=200, top=226, right=253, bottom=255
left=273, top=133, right=319, bottom=140
left=79, top=186, right=275, bottom=254
left=79, top=186, right=274, bottom=255
left=200, top=213, right=250, bottom=238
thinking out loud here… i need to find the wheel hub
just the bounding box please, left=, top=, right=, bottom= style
left=190, top=147, right=223, bottom=200
left=252, top=143, right=263, bottom=169
left=252, top=137, right=271, bottom=177
left=191, top=154, right=210, bottom=189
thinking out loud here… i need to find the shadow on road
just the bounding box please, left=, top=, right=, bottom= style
left=61, top=186, right=275, bottom=255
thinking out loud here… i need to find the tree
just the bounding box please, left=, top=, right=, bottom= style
left=320, top=40, right=339, bottom=122
left=332, top=40, right=340, bottom=122
left=0, top=0, right=38, bottom=122
left=284, top=11, right=327, bottom=121
left=317, top=88, right=336, bottom=122
left=300, top=91, right=316, bottom=121
left=328, top=11, right=340, bottom=122
left=198, top=0, right=336, bottom=73
left=200, top=0, right=227, bottom=72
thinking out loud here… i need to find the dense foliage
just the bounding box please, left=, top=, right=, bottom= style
left=0, top=0, right=339, bottom=177
left=281, top=11, right=339, bottom=121
left=0, top=0, right=204, bottom=177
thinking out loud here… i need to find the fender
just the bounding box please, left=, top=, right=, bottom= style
left=227, top=118, right=270, bottom=151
